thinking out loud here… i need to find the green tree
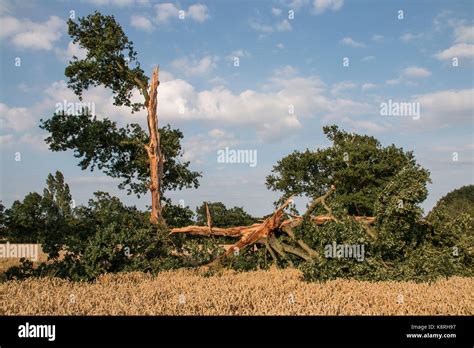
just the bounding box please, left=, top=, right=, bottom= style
left=41, top=11, right=197, bottom=224
left=3, top=193, right=44, bottom=243
left=196, top=202, right=258, bottom=228
left=266, top=125, right=426, bottom=216
left=428, top=185, right=474, bottom=233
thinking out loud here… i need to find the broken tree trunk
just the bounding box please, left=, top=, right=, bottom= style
left=145, top=66, right=165, bottom=225
left=170, top=185, right=376, bottom=266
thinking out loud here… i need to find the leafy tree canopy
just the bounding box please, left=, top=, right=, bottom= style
left=66, top=11, right=148, bottom=111
left=266, top=125, right=430, bottom=216
left=40, top=112, right=201, bottom=198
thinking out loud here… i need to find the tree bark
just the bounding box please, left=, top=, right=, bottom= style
left=145, top=66, right=164, bottom=225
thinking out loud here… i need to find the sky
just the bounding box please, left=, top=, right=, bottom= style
left=0, top=0, right=473, bottom=217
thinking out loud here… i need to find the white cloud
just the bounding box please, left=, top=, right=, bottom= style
left=276, top=19, right=292, bottom=32
left=342, top=118, right=387, bottom=133
left=0, top=15, right=65, bottom=50
left=182, top=129, right=240, bottom=163
left=414, top=89, right=473, bottom=127
left=155, top=3, right=209, bottom=24
left=250, top=18, right=292, bottom=35
left=157, top=72, right=371, bottom=142
left=0, top=103, right=36, bottom=131
left=187, top=4, right=210, bottom=23
left=130, top=15, right=153, bottom=31
left=170, top=55, right=218, bottom=76
left=0, top=134, right=15, bottom=145
left=0, top=133, right=48, bottom=151
left=371, top=34, right=384, bottom=43
left=340, top=37, right=366, bottom=48
left=283, top=0, right=310, bottom=11
left=385, top=66, right=431, bottom=85
left=400, top=32, right=423, bottom=43
left=313, top=0, right=344, bottom=14
left=331, top=81, right=356, bottom=95
left=1, top=70, right=372, bottom=145
left=272, top=8, right=282, bottom=16
left=454, top=24, right=474, bottom=43
left=276, top=43, right=285, bottom=49
left=401, top=66, right=432, bottom=78
left=273, top=65, right=298, bottom=78
left=361, top=83, right=376, bottom=91
left=227, top=49, right=250, bottom=59
left=435, top=43, right=474, bottom=60
left=55, top=41, right=88, bottom=63
left=155, top=3, right=179, bottom=24
left=434, top=23, right=474, bottom=61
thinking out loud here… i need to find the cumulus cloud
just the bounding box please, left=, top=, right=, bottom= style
left=155, top=3, right=209, bottom=24
left=170, top=55, right=218, bottom=76
left=386, top=66, right=431, bottom=85
left=130, top=15, right=153, bottom=31
left=361, top=83, right=377, bottom=91
left=1, top=69, right=373, bottom=145
left=55, top=41, right=88, bottom=63
left=414, top=89, right=473, bottom=127
left=435, top=23, right=474, bottom=61
left=0, top=15, right=65, bottom=50
left=187, top=4, right=210, bottom=23
left=313, top=0, right=344, bottom=14
left=435, top=43, right=474, bottom=60
left=182, top=129, right=241, bottom=163
left=330, top=81, right=356, bottom=95
left=340, top=37, right=366, bottom=48
left=0, top=103, right=36, bottom=131
left=250, top=19, right=293, bottom=35
left=401, top=66, right=432, bottom=78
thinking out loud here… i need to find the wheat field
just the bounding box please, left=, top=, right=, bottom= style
left=1, top=268, right=473, bottom=315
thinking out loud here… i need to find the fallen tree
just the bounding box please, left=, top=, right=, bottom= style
left=170, top=185, right=376, bottom=267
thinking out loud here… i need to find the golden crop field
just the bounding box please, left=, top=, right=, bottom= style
left=1, top=268, right=473, bottom=316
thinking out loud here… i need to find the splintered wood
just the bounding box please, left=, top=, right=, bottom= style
left=170, top=186, right=375, bottom=265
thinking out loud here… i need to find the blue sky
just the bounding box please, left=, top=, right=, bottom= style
left=0, top=0, right=473, bottom=217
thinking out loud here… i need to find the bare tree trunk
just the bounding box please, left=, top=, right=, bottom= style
left=145, top=66, right=164, bottom=225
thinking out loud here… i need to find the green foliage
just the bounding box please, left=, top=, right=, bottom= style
left=3, top=192, right=44, bottom=243
left=429, top=185, right=474, bottom=233
left=266, top=124, right=421, bottom=216
left=196, top=202, right=259, bottom=227
left=162, top=203, right=195, bottom=228
left=40, top=112, right=201, bottom=198
left=3, top=173, right=185, bottom=281
left=66, top=12, right=148, bottom=111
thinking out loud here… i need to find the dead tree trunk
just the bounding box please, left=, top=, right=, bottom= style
left=170, top=185, right=377, bottom=267
left=145, top=66, right=164, bottom=225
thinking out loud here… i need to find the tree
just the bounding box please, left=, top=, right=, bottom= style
left=40, top=12, right=201, bottom=224
left=3, top=193, right=44, bottom=243
left=196, top=202, right=258, bottom=228
left=266, top=124, right=425, bottom=216
left=428, top=185, right=474, bottom=232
